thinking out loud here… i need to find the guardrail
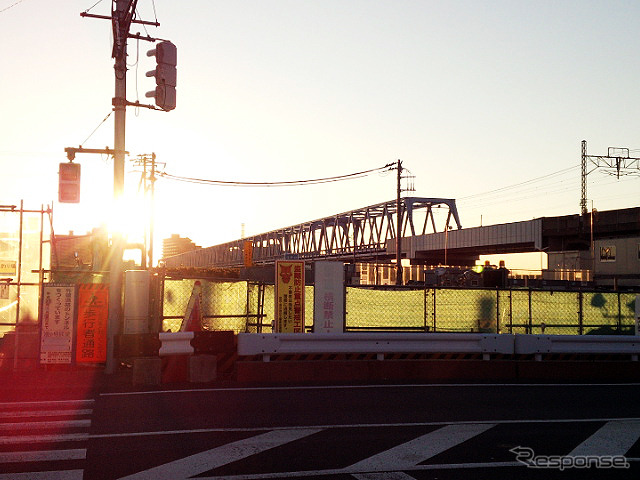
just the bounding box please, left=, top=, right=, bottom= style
left=238, top=332, right=640, bottom=362
left=514, top=334, right=640, bottom=361
left=120, top=331, right=640, bottom=364
left=237, top=333, right=515, bottom=361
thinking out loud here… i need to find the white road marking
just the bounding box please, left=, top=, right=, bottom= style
left=190, top=461, right=526, bottom=479
left=85, top=416, right=640, bottom=439
left=0, top=409, right=93, bottom=419
left=0, top=399, right=94, bottom=409
left=100, top=383, right=640, bottom=396
left=0, top=419, right=91, bottom=431
left=0, top=470, right=84, bottom=480
left=0, top=432, right=90, bottom=445
left=0, top=448, right=87, bottom=463
left=569, top=419, right=640, bottom=457
left=352, top=472, right=416, bottom=480
left=117, top=428, right=323, bottom=480
left=348, top=423, right=495, bottom=471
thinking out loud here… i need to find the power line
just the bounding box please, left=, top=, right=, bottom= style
left=157, top=162, right=395, bottom=187
left=0, top=0, right=27, bottom=14
left=457, top=165, right=579, bottom=201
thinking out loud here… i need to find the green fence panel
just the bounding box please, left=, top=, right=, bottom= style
left=346, top=287, right=424, bottom=331
left=530, top=290, right=579, bottom=335
left=505, top=289, right=531, bottom=334
left=433, top=289, right=498, bottom=333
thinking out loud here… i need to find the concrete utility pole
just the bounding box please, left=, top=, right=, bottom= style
left=395, top=159, right=403, bottom=286
left=105, top=0, right=130, bottom=374
left=134, top=153, right=164, bottom=268
left=79, top=1, right=162, bottom=373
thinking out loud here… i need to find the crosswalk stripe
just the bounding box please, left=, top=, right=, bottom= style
left=0, top=398, right=94, bottom=480
left=0, top=470, right=84, bottom=480
left=568, top=419, right=640, bottom=457
left=117, top=428, right=323, bottom=480
left=348, top=423, right=496, bottom=471
left=0, top=448, right=87, bottom=463
left=0, top=419, right=91, bottom=431
left=0, top=409, right=93, bottom=419
left=0, top=432, right=90, bottom=445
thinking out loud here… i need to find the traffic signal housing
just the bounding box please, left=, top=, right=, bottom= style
left=146, top=41, right=177, bottom=111
left=58, top=162, right=81, bottom=203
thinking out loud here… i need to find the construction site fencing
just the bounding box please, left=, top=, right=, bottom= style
left=345, top=286, right=638, bottom=335
left=161, top=278, right=314, bottom=334
left=159, top=277, right=637, bottom=335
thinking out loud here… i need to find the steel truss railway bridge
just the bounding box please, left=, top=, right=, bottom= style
left=163, top=198, right=640, bottom=271
left=164, top=197, right=462, bottom=268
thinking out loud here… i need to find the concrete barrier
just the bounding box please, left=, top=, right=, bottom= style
left=159, top=332, right=194, bottom=356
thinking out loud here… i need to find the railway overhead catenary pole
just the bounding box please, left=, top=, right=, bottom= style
left=581, top=140, right=640, bottom=216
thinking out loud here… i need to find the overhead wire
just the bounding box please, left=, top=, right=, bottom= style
left=79, top=111, right=113, bottom=146
left=157, top=163, right=396, bottom=188
left=457, top=165, right=579, bottom=201
left=0, top=0, right=27, bottom=14
left=83, top=0, right=105, bottom=14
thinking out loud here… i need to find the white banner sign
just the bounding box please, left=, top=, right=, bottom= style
left=40, top=284, right=76, bottom=364
left=313, top=261, right=345, bottom=333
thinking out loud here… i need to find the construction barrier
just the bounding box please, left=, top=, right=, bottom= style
left=158, top=332, right=194, bottom=356
left=114, top=333, right=161, bottom=358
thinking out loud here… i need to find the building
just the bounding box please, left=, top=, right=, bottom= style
left=52, top=227, right=108, bottom=270
left=162, top=234, right=200, bottom=259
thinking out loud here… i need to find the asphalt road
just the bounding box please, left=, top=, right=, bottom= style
left=1, top=381, right=639, bottom=479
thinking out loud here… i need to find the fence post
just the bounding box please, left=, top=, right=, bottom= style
left=508, top=289, right=513, bottom=334
left=495, top=288, right=500, bottom=334
left=578, top=291, right=584, bottom=335
left=423, top=285, right=428, bottom=332
left=432, top=288, right=437, bottom=332
left=528, top=288, right=533, bottom=334
left=617, top=292, right=623, bottom=334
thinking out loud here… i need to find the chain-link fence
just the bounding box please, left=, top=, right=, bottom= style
left=345, top=286, right=638, bottom=335
left=161, top=278, right=315, bottom=333
left=160, top=276, right=638, bottom=336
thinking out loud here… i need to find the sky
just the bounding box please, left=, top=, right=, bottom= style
left=1, top=0, right=639, bottom=269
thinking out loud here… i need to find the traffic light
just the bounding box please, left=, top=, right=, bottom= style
left=58, top=162, right=81, bottom=203
left=145, top=41, right=177, bottom=111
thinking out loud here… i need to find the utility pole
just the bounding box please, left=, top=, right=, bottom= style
left=134, top=153, right=164, bottom=268
left=79, top=2, right=163, bottom=374
left=105, top=0, right=130, bottom=374
left=395, top=159, right=403, bottom=286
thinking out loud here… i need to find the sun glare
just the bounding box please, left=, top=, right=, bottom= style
left=107, top=192, right=148, bottom=243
